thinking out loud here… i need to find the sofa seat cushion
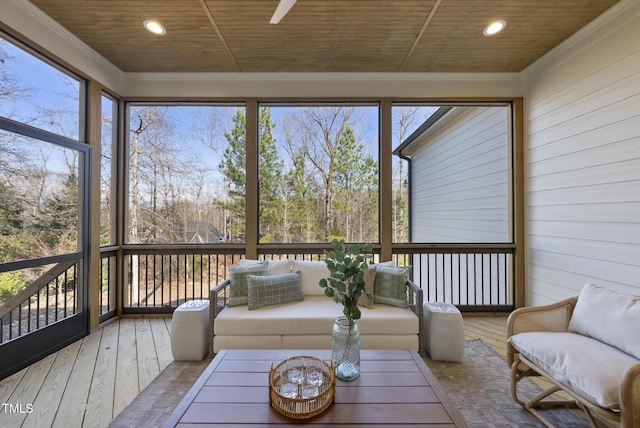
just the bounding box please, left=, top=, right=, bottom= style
left=509, top=332, right=640, bottom=409
left=215, top=296, right=418, bottom=337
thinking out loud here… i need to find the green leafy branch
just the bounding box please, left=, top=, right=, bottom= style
left=319, top=239, right=373, bottom=325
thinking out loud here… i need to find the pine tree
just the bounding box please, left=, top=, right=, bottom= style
left=0, top=180, right=23, bottom=235
left=334, top=125, right=379, bottom=241
left=30, top=173, right=78, bottom=252
left=219, top=110, right=247, bottom=242
left=282, top=150, right=319, bottom=242
left=257, top=107, right=283, bottom=243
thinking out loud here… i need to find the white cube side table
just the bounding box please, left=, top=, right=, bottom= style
left=171, top=299, right=210, bottom=361
left=423, top=301, right=464, bottom=362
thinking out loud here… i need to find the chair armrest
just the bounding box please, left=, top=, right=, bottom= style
left=507, top=296, right=577, bottom=337
left=407, top=280, right=425, bottom=357
left=506, top=296, right=577, bottom=367
left=621, top=363, right=640, bottom=428
left=208, top=278, right=230, bottom=356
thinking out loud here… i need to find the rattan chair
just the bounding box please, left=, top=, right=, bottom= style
left=507, top=297, right=640, bottom=428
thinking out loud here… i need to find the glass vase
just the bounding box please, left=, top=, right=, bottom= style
left=332, top=315, right=360, bottom=381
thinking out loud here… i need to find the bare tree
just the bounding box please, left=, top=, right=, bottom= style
left=289, top=107, right=355, bottom=240
left=392, top=106, right=434, bottom=242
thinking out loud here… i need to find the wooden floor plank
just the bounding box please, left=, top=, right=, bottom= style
left=135, top=318, right=160, bottom=391
left=3, top=352, right=56, bottom=427
left=463, top=317, right=507, bottom=357
left=0, top=368, right=25, bottom=405
left=83, top=321, right=119, bottom=428
left=0, top=314, right=514, bottom=427
left=23, top=339, right=82, bottom=428
left=112, top=319, right=139, bottom=418
left=150, top=317, right=173, bottom=371
left=52, top=327, right=103, bottom=428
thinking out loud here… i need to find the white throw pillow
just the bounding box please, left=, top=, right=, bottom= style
left=291, top=260, right=330, bottom=296
left=568, top=283, right=640, bottom=359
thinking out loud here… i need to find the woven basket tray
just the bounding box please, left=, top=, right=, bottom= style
left=268, top=356, right=336, bottom=419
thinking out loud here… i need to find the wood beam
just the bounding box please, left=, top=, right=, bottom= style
left=87, top=81, right=102, bottom=330
left=245, top=100, right=258, bottom=259
left=511, top=99, right=526, bottom=308
left=380, top=100, right=393, bottom=261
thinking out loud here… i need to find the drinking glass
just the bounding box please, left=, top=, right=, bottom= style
left=301, top=380, right=319, bottom=399
left=287, top=362, right=304, bottom=385
left=305, top=360, right=324, bottom=386
left=279, top=369, right=298, bottom=398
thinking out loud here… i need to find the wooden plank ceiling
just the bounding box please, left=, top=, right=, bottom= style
left=28, top=0, right=620, bottom=73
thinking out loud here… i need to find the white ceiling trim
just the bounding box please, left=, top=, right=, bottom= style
left=122, top=72, right=523, bottom=98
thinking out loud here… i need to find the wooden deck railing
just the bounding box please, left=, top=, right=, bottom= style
left=122, top=243, right=515, bottom=313
left=0, top=260, right=78, bottom=343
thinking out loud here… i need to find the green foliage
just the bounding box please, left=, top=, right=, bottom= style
left=0, top=270, right=26, bottom=304
left=0, top=180, right=23, bottom=235
left=29, top=173, right=79, bottom=251
left=332, top=125, right=379, bottom=240
left=219, top=108, right=283, bottom=242
left=318, top=239, right=373, bottom=324
left=219, top=110, right=247, bottom=241
left=257, top=107, right=283, bottom=242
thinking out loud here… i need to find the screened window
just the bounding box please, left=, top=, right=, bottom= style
left=0, top=34, right=86, bottom=306
left=0, top=37, right=81, bottom=140
left=101, top=93, right=116, bottom=246
left=126, top=104, right=246, bottom=244
left=258, top=104, right=379, bottom=243
left=392, top=104, right=511, bottom=243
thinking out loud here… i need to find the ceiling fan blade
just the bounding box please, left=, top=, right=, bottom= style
left=270, top=0, right=297, bottom=24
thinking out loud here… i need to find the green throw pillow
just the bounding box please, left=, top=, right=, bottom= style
left=247, top=271, right=304, bottom=310
left=373, top=265, right=411, bottom=308
left=357, top=266, right=376, bottom=308
left=228, top=261, right=268, bottom=306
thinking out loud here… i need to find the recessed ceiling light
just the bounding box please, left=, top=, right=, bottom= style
left=483, top=20, right=507, bottom=36
left=143, top=20, right=166, bottom=35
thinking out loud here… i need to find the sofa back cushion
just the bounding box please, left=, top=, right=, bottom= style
left=239, top=258, right=292, bottom=275
left=291, top=260, right=330, bottom=296
left=568, top=283, right=640, bottom=359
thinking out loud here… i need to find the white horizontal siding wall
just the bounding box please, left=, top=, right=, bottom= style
left=408, top=106, right=509, bottom=243
left=522, top=0, right=640, bottom=305
left=406, top=106, right=511, bottom=306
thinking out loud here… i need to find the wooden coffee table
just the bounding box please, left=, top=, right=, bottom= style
left=163, top=349, right=468, bottom=427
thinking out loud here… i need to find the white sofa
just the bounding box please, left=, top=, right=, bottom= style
left=209, top=259, right=424, bottom=356
left=507, top=283, right=640, bottom=428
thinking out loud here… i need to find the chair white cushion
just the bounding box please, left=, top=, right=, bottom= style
left=568, top=283, right=640, bottom=359
left=509, top=332, right=639, bottom=409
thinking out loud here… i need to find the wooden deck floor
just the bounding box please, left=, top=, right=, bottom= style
left=0, top=315, right=508, bottom=428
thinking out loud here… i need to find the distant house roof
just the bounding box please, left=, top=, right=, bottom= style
left=393, top=107, right=452, bottom=157
left=184, top=221, right=225, bottom=244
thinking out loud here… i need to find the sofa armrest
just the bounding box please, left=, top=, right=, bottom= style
left=506, top=296, right=577, bottom=367
left=407, top=280, right=425, bottom=357
left=621, top=363, right=640, bottom=428
left=208, top=278, right=230, bottom=356
left=210, top=278, right=231, bottom=318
